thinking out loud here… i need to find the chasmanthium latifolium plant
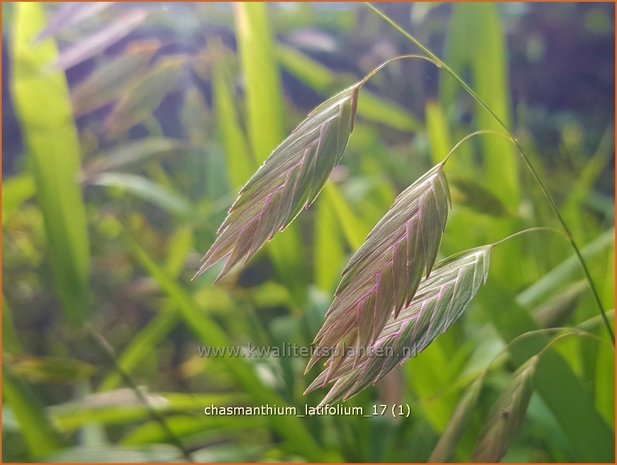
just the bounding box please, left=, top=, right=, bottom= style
left=195, top=57, right=536, bottom=403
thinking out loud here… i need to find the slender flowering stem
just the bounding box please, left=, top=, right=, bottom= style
left=441, top=129, right=506, bottom=165
left=366, top=2, right=614, bottom=344
left=491, top=227, right=567, bottom=248
left=357, top=54, right=438, bottom=88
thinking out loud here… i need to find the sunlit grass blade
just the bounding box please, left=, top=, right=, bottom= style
left=473, top=357, right=537, bottom=462
left=307, top=246, right=491, bottom=403
left=11, top=2, right=90, bottom=324
left=193, top=84, right=359, bottom=280
left=2, top=174, right=35, bottom=225
left=308, top=164, right=450, bottom=370
left=442, top=4, right=519, bottom=208
left=210, top=40, right=256, bottom=189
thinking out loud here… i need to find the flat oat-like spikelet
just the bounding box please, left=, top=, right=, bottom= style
left=473, top=356, right=537, bottom=462
left=306, top=246, right=491, bottom=404
left=193, top=85, right=359, bottom=280
left=307, top=164, right=450, bottom=372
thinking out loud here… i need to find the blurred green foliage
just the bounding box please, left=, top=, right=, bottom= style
left=2, top=2, right=614, bottom=462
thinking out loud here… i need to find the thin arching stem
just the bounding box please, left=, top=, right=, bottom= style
left=441, top=129, right=506, bottom=165
left=358, top=54, right=439, bottom=88
left=366, top=2, right=614, bottom=344
left=491, top=227, right=567, bottom=248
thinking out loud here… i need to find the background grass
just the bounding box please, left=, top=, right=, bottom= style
left=2, top=2, right=615, bottom=462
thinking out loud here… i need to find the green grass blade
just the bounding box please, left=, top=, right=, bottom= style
left=91, top=173, right=193, bottom=219
left=517, top=229, right=614, bottom=307
left=210, top=43, right=256, bottom=189
left=2, top=297, right=22, bottom=353
left=98, top=310, right=178, bottom=392
left=426, top=101, right=452, bottom=165
left=314, top=193, right=346, bottom=292
left=4, top=367, right=64, bottom=458
left=2, top=174, right=35, bottom=224
left=233, top=3, right=285, bottom=163
left=11, top=2, right=90, bottom=324
left=442, top=4, right=519, bottom=208
left=357, top=91, right=421, bottom=132
left=276, top=44, right=338, bottom=92
left=323, top=183, right=370, bottom=251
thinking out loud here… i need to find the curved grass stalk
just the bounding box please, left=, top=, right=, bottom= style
left=365, top=2, right=614, bottom=344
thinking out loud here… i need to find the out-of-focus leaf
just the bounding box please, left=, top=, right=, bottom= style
left=323, top=182, right=370, bottom=251
left=51, top=390, right=240, bottom=431
left=3, top=367, right=64, bottom=458
left=103, top=56, right=186, bottom=138
left=180, top=84, right=219, bottom=200
left=277, top=43, right=422, bottom=133
left=72, top=40, right=159, bottom=115
left=357, top=91, right=421, bottom=132
left=450, top=177, right=509, bottom=217
left=233, top=3, right=285, bottom=163
left=2, top=297, right=22, bottom=353
left=122, top=414, right=266, bottom=445
left=192, top=445, right=264, bottom=463
left=277, top=44, right=338, bottom=91
left=2, top=174, right=35, bottom=224
left=533, top=281, right=586, bottom=328
left=83, top=138, right=186, bottom=178
left=426, top=100, right=451, bottom=165
left=36, top=3, right=112, bottom=42
left=98, top=311, right=178, bottom=392
left=407, top=337, right=474, bottom=432
left=91, top=172, right=193, bottom=218
left=246, top=281, right=293, bottom=309
left=595, top=342, right=615, bottom=426
left=210, top=43, right=255, bottom=189
left=9, top=356, right=96, bottom=384
left=46, top=445, right=181, bottom=463
left=165, top=226, right=193, bottom=277
left=442, top=4, right=519, bottom=207
left=517, top=229, right=614, bottom=307
left=55, top=9, right=148, bottom=70
left=12, top=2, right=90, bottom=324
left=314, top=192, right=346, bottom=292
